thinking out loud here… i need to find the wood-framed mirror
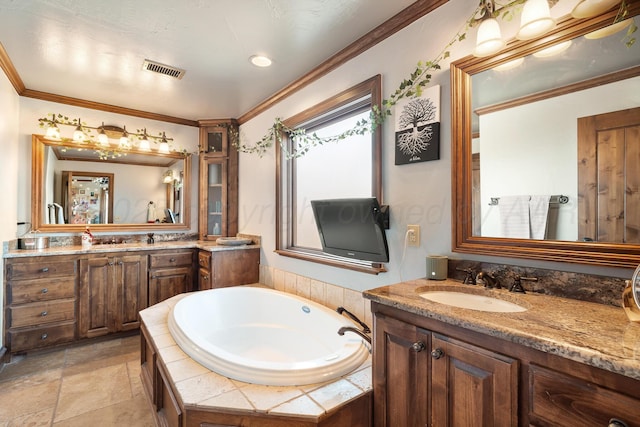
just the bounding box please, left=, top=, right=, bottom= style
left=451, top=5, right=640, bottom=268
left=31, top=134, right=191, bottom=232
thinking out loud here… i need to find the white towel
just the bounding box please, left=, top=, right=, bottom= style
left=498, top=196, right=530, bottom=238
left=529, top=195, right=551, bottom=240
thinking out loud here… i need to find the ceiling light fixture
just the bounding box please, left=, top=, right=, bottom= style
left=250, top=55, right=272, bottom=67
left=38, top=114, right=181, bottom=159
left=473, top=0, right=558, bottom=57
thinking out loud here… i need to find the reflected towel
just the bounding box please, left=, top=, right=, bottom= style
left=498, top=196, right=530, bottom=238
left=529, top=195, right=551, bottom=240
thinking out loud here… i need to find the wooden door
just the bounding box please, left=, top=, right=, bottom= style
left=373, top=313, right=430, bottom=427
left=148, top=267, right=192, bottom=306
left=578, top=107, right=640, bottom=242
left=78, top=257, right=114, bottom=338
left=430, top=333, right=518, bottom=427
left=115, top=254, right=147, bottom=331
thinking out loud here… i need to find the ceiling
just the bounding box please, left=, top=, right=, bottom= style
left=0, top=0, right=418, bottom=123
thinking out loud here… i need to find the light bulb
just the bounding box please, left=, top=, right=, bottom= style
left=139, top=128, right=151, bottom=151
left=73, top=118, right=85, bottom=142
left=158, top=132, right=170, bottom=153
left=119, top=126, right=131, bottom=149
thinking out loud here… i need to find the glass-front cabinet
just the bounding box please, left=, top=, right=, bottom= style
left=198, top=122, right=238, bottom=240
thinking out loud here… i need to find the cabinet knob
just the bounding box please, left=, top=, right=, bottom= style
left=41, top=311, right=48, bottom=317
left=41, top=288, right=48, bottom=294
left=431, top=348, right=444, bottom=359
left=41, top=267, right=49, bottom=273
left=41, top=333, right=48, bottom=340
left=108, top=261, right=114, bottom=266
left=170, top=258, right=176, bottom=262
left=609, top=419, right=629, bottom=427
left=412, top=341, right=426, bottom=352
left=118, top=261, right=123, bottom=265
left=203, top=275, right=209, bottom=281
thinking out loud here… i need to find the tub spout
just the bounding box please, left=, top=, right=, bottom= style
left=338, top=326, right=372, bottom=345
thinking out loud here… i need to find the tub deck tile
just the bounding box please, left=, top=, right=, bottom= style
left=175, top=371, right=236, bottom=404
left=307, top=379, right=362, bottom=413
left=240, top=384, right=304, bottom=412
left=269, top=394, right=325, bottom=417
left=200, top=389, right=255, bottom=411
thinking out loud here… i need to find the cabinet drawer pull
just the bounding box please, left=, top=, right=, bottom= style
left=41, top=311, right=48, bottom=317
left=412, top=341, right=426, bottom=352
left=41, top=267, right=49, bottom=273
left=431, top=348, right=444, bottom=359
left=41, top=333, right=48, bottom=340
left=41, top=288, right=48, bottom=294
left=609, top=419, right=629, bottom=427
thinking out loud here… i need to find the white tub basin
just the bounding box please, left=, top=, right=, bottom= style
left=419, top=291, right=527, bottom=313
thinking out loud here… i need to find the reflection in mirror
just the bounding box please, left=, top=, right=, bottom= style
left=451, top=8, right=640, bottom=267
left=32, top=135, right=191, bottom=232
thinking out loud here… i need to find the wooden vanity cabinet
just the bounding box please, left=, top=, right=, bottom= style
left=4, top=256, right=77, bottom=353
left=197, top=248, right=260, bottom=290
left=78, top=253, right=147, bottom=338
left=373, top=310, right=517, bottom=427
left=372, top=302, right=640, bottom=427
left=148, top=250, right=194, bottom=306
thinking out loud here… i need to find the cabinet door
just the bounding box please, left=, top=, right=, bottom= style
left=199, top=156, right=228, bottom=239
left=373, top=314, right=431, bottom=427
left=198, top=267, right=211, bottom=290
left=431, top=333, right=518, bottom=427
left=210, top=249, right=260, bottom=288
left=115, top=254, right=147, bottom=331
left=148, top=267, right=192, bottom=306
left=79, top=257, right=114, bottom=338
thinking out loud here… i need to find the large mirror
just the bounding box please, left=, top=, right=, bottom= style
left=452, top=6, right=640, bottom=268
left=31, top=135, right=191, bottom=232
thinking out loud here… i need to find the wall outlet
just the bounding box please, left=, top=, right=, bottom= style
left=407, top=224, right=420, bottom=247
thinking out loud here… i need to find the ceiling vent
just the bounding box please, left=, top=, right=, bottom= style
left=142, top=59, right=186, bottom=80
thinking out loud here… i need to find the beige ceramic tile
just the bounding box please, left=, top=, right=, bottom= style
left=307, top=379, right=362, bottom=412
left=0, top=378, right=60, bottom=421
left=199, top=389, right=254, bottom=411
left=296, top=275, right=311, bottom=299
left=325, top=284, right=344, bottom=310
left=6, top=407, right=54, bottom=427
left=166, top=358, right=210, bottom=383
left=240, top=384, right=304, bottom=412
left=345, top=366, right=372, bottom=392
left=157, top=344, right=188, bottom=364
left=284, top=272, right=297, bottom=294
left=309, top=279, right=326, bottom=305
left=260, top=265, right=274, bottom=287
left=174, top=371, right=236, bottom=405
left=269, top=394, right=325, bottom=418
left=343, top=288, right=365, bottom=321
left=152, top=332, right=176, bottom=349
left=52, top=393, right=155, bottom=427
left=54, top=363, right=132, bottom=423
left=0, top=348, right=66, bottom=383
left=273, top=268, right=285, bottom=292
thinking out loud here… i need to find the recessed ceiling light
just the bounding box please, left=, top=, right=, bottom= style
left=250, top=55, right=272, bottom=67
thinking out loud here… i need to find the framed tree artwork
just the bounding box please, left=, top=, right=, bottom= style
left=394, top=85, right=440, bottom=165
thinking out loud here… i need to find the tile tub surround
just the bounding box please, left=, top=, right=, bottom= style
left=364, top=279, right=640, bottom=381
left=140, top=292, right=372, bottom=423
left=259, top=265, right=373, bottom=331
left=447, top=258, right=629, bottom=307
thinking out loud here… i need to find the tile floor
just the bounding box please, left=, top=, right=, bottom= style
left=0, top=333, right=155, bottom=427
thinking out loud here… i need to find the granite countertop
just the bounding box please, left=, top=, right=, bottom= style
left=3, top=239, right=260, bottom=258
left=364, top=278, right=640, bottom=381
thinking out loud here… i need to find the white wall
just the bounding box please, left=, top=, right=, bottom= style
left=17, top=97, right=200, bottom=234
left=237, top=0, right=634, bottom=292
left=0, top=64, right=21, bottom=349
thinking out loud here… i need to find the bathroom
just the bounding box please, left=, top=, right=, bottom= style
left=1, top=0, right=640, bottom=425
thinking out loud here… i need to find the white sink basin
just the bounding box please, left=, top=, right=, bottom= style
left=419, top=291, right=527, bottom=313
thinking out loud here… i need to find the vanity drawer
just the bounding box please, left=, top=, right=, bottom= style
left=8, top=321, right=76, bottom=352
left=149, top=251, right=193, bottom=269
left=8, top=277, right=76, bottom=304
left=198, top=250, right=211, bottom=269
left=529, top=364, right=640, bottom=426
left=9, top=299, right=76, bottom=328
left=7, top=258, right=76, bottom=280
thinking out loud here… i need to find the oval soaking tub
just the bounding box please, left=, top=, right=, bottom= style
left=168, top=287, right=370, bottom=386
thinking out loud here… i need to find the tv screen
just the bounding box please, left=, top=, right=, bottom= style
left=311, top=198, right=389, bottom=263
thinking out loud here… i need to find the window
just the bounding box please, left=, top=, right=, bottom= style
left=275, top=75, right=383, bottom=273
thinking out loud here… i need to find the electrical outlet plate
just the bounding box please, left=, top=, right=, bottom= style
left=407, top=224, right=420, bottom=247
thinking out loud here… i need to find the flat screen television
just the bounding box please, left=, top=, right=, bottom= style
left=311, top=197, right=389, bottom=263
